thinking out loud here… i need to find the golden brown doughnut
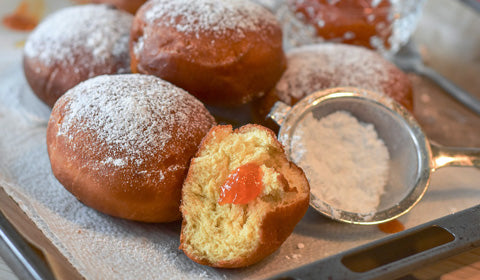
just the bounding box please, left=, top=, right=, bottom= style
left=47, top=74, right=215, bottom=222
left=180, top=124, right=310, bottom=267
left=91, top=0, right=147, bottom=14
left=130, top=0, right=286, bottom=107
left=253, top=43, right=413, bottom=125
left=287, top=0, right=393, bottom=50
left=23, top=5, right=132, bottom=107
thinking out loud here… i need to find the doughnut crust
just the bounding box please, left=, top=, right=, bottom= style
left=130, top=0, right=286, bottom=106
left=253, top=43, right=413, bottom=124
left=180, top=124, right=310, bottom=267
left=47, top=74, right=215, bottom=222
left=23, top=5, right=133, bottom=107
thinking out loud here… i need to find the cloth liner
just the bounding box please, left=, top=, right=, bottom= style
left=1, top=0, right=480, bottom=278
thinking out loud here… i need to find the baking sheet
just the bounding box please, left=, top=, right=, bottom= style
left=0, top=0, right=479, bottom=279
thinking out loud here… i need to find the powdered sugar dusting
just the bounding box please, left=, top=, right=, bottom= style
left=56, top=74, right=214, bottom=167
left=144, top=0, right=278, bottom=37
left=24, top=5, right=132, bottom=73
left=275, top=44, right=402, bottom=104
left=101, top=157, right=127, bottom=167
left=291, top=111, right=389, bottom=214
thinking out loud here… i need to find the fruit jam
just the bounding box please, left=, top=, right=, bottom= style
left=218, top=163, right=263, bottom=205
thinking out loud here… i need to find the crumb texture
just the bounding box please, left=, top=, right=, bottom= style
left=181, top=125, right=309, bottom=267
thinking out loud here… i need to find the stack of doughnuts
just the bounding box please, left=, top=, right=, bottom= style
left=24, top=0, right=416, bottom=269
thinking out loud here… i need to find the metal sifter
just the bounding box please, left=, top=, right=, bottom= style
left=268, top=87, right=480, bottom=225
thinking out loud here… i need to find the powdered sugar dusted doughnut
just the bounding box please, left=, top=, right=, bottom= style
left=130, top=0, right=286, bottom=106
left=47, top=74, right=215, bottom=222
left=23, top=5, right=133, bottom=107
left=253, top=43, right=413, bottom=123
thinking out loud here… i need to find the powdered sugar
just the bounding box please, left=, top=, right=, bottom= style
left=24, top=4, right=132, bottom=74
left=101, top=157, right=128, bottom=167
left=143, top=0, right=278, bottom=38
left=55, top=74, right=214, bottom=167
left=275, top=44, right=404, bottom=104
left=291, top=111, right=389, bottom=214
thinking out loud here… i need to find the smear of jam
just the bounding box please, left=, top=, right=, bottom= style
left=218, top=163, right=264, bottom=205
left=378, top=219, right=405, bottom=234
left=2, top=0, right=45, bottom=31
left=288, top=0, right=393, bottom=49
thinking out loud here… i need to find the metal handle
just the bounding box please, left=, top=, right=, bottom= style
left=414, top=63, right=480, bottom=115
left=431, top=142, right=480, bottom=170
left=268, top=205, right=480, bottom=280
left=267, top=101, right=291, bottom=127
left=459, top=0, right=480, bottom=13
left=0, top=210, right=55, bottom=280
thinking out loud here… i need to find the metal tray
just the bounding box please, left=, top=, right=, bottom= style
left=0, top=0, right=479, bottom=279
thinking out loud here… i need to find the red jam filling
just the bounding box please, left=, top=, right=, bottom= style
left=218, top=163, right=264, bottom=205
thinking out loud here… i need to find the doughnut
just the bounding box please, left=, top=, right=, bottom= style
left=130, top=0, right=286, bottom=107
left=180, top=124, right=310, bottom=267
left=286, top=0, right=392, bottom=50
left=23, top=5, right=133, bottom=107
left=253, top=43, right=413, bottom=125
left=46, top=74, right=215, bottom=222
left=91, top=0, right=147, bottom=14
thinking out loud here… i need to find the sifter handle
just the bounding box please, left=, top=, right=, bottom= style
left=430, top=142, right=480, bottom=170
left=267, top=101, right=292, bottom=127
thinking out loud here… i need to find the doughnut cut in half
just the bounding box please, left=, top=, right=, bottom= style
left=180, top=124, right=310, bottom=268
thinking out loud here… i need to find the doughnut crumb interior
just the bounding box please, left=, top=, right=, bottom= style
left=180, top=124, right=310, bottom=268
